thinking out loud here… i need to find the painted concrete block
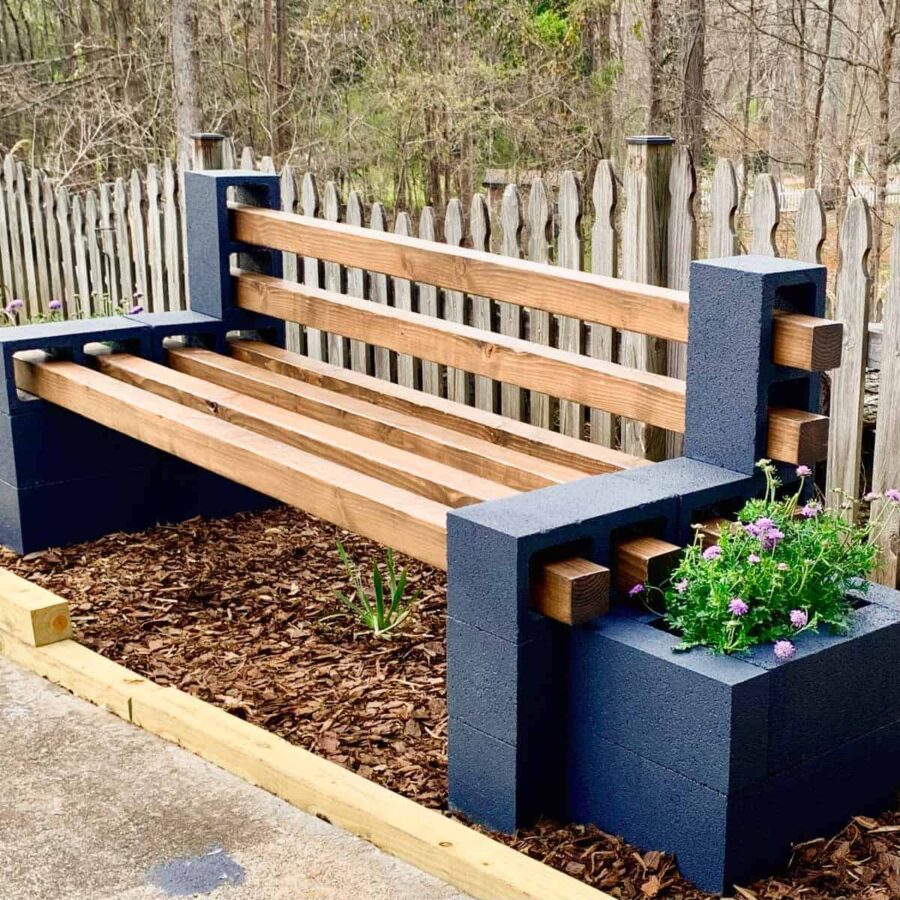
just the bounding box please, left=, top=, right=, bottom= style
left=685, top=256, right=825, bottom=474
left=570, top=608, right=769, bottom=793
left=0, top=316, right=150, bottom=413
left=124, top=311, right=230, bottom=362
left=0, top=468, right=158, bottom=554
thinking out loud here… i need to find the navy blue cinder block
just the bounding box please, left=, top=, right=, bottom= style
left=684, top=256, right=826, bottom=474
left=124, top=310, right=229, bottom=363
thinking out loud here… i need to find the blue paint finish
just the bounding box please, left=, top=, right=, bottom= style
left=184, top=170, right=284, bottom=344
left=146, top=845, right=245, bottom=897
left=124, top=310, right=229, bottom=362
left=684, top=255, right=826, bottom=474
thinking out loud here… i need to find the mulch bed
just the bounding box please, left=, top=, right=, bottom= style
left=5, top=505, right=900, bottom=900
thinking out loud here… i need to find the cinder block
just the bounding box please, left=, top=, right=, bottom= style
left=0, top=406, right=157, bottom=489
left=124, top=311, right=230, bottom=362
left=0, top=468, right=158, bottom=554
left=570, top=608, right=769, bottom=793
left=184, top=170, right=285, bottom=341
left=741, top=600, right=900, bottom=773
left=447, top=616, right=564, bottom=748
left=0, top=316, right=150, bottom=413
left=685, top=256, right=826, bottom=474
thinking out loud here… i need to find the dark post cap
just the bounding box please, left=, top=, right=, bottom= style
left=625, top=135, right=676, bottom=145
left=189, top=132, right=227, bottom=142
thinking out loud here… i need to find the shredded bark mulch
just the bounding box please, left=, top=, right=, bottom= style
left=5, top=506, right=900, bottom=899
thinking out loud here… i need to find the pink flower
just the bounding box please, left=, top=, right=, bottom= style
left=48, top=299, right=62, bottom=312
left=886, top=489, right=900, bottom=503
left=795, top=465, right=812, bottom=478
left=728, top=597, right=749, bottom=617
left=628, top=583, right=645, bottom=597
left=748, top=554, right=761, bottom=565
left=129, top=305, right=143, bottom=315
left=777, top=562, right=789, bottom=571
left=760, top=528, right=784, bottom=551
left=789, top=609, right=808, bottom=628
left=800, top=503, right=820, bottom=518
left=674, top=578, right=689, bottom=594
left=703, top=545, right=722, bottom=560
left=773, top=640, right=796, bottom=661
left=865, top=491, right=881, bottom=502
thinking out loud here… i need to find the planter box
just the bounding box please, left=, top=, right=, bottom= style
left=568, top=583, right=900, bottom=894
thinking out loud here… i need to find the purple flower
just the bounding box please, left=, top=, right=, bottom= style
left=748, top=553, right=761, bottom=565
left=703, top=545, right=722, bottom=560
left=759, top=528, right=785, bottom=551
left=796, top=465, right=812, bottom=478
left=8, top=298, right=23, bottom=310
left=773, top=640, right=796, bottom=661
left=129, top=305, right=143, bottom=315
left=48, top=299, right=62, bottom=312
left=865, top=491, right=882, bottom=502
left=886, top=489, right=900, bottom=503
left=674, top=578, right=689, bottom=594
left=133, top=290, right=144, bottom=299
left=728, top=597, right=749, bottom=617
left=628, top=583, right=645, bottom=597
left=800, top=503, right=820, bottom=518
left=755, top=517, right=776, bottom=531
left=789, top=609, right=808, bottom=629
left=777, top=562, right=789, bottom=571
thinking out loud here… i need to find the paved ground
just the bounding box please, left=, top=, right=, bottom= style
left=0, top=656, right=469, bottom=900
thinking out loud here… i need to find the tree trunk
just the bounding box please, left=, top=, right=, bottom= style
left=170, top=0, right=201, bottom=154
left=646, top=0, right=663, bottom=131
left=679, top=0, right=705, bottom=162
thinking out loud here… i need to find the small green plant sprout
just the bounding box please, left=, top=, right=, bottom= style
left=630, top=460, right=900, bottom=659
left=334, top=541, right=420, bottom=636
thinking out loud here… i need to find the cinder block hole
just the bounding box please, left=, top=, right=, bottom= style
left=608, top=516, right=669, bottom=547
left=528, top=537, right=593, bottom=572
left=770, top=375, right=814, bottom=409
left=83, top=337, right=144, bottom=359
left=162, top=333, right=217, bottom=352
left=774, top=281, right=818, bottom=316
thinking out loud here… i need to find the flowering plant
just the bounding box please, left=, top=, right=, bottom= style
left=637, top=461, right=900, bottom=659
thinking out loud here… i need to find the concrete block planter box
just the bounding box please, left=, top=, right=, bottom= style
left=567, top=584, right=900, bottom=893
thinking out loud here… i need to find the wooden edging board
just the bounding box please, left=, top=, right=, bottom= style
left=0, top=574, right=610, bottom=900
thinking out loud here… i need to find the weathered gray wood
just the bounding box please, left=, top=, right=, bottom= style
left=417, top=206, right=442, bottom=395
left=392, top=211, right=419, bottom=388
left=750, top=173, right=780, bottom=256
left=162, top=158, right=182, bottom=312
left=145, top=164, right=165, bottom=312
left=346, top=190, right=369, bottom=373
left=323, top=181, right=347, bottom=368
left=129, top=169, right=149, bottom=306
left=443, top=198, right=470, bottom=404
left=30, top=170, right=51, bottom=307
left=15, top=163, right=38, bottom=315
left=84, top=191, right=104, bottom=306
left=55, top=186, right=77, bottom=316
left=260, top=155, right=276, bottom=173
left=4, top=157, right=26, bottom=302
left=70, top=194, right=91, bottom=315
left=827, top=197, right=872, bottom=521
left=499, top=184, right=524, bottom=420
left=222, top=138, right=236, bottom=168
left=872, top=215, right=900, bottom=586
left=666, top=147, right=697, bottom=458
left=621, top=138, right=672, bottom=460
left=588, top=160, right=617, bottom=447
left=469, top=193, right=496, bottom=411
left=0, top=167, right=13, bottom=302
left=99, top=182, right=118, bottom=308
left=795, top=188, right=826, bottom=264
left=556, top=171, right=584, bottom=438
left=240, top=146, right=256, bottom=170
left=872, top=217, right=900, bottom=586
left=112, top=177, right=134, bottom=303
left=177, top=150, right=191, bottom=304
left=300, top=172, right=326, bottom=361
left=368, top=201, right=392, bottom=381
left=43, top=176, right=63, bottom=304
left=525, top=177, right=552, bottom=429
left=280, top=165, right=303, bottom=353
left=708, top=158, right=739, bottom=258
left=191, top=133, right=226, bottom=170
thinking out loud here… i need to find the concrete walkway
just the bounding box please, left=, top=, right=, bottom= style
left=0, top=656, right=469, bottom=900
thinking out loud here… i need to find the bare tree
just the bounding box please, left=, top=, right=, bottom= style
left=170, top=0, right=200, bottom=153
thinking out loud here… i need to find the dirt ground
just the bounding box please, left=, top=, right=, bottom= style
left=5, top=506, right=900, bottom=900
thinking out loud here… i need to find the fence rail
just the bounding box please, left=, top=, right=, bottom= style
left=0, top=137, right=896, bottom=584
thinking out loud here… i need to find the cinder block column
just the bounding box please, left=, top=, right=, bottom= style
left=0, top=318, right=158, bottom=553
left=684, top=256, right=826, bottom=474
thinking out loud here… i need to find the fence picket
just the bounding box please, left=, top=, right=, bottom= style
left=588, top=160, right=617, bottom=447
left=70, top=194, right=91, bottom=315
left=393, top=211, right=419, bottom=388
left=750, top=173, right=780, bottom=256
left=240, top=146, right=256, bottom=170
left=444, top=198, right=470, bottom=404
left=666, top=147, right=696, bottom=458
left=470, top=194, right=495, bottom=411
left=55, top=186, right=77, bottom=316
left=0, top=168, right=13, bottom=302
left=146, top=164, right=165, bottom=312
left=417, top=206, right=441, bottom=395
left=4, top=157, right=26, bottom=302
left=323, top=181, right=348, bottom=368
left=43, top=176, right=63, bottom=304
left=526, top=177, right=552, bottom=429
left=280, top=165, right=302, bottom=353
left=557, top=171, right=584, bottom=437
left=708, top=158, right=738, bottom=258
left=99, top=183, right=119, bottom=308
left=162, top=158, right=182, bottom=312
left=499, top=184, right=524, bottom=420
left=30, top=170, right=51, bottom=307
left=177, top=150, right=191, bottom=304
left=113, top=178, right=134, bottom=303
left=84, top=191, right=104, bottom=307
left=872, top=216, right=900, bottom=587
left=300, top=172, right=326, bottom=361
left=368, top=201, right=392, bottom=381
left=827, top=197, right=872, bottom=521
left=129, top=169, right=149, bottom=305
left=795, top=188, right=826, bottom=264
left=346, top=190, right=369, bottom=373
left=15, top=163, right=38, bottom=315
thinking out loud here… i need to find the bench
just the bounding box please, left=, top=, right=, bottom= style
left=0, top=169, right=860, bottom=892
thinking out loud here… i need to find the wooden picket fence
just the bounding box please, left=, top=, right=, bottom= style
left=0, top=139, right=896, bottom=585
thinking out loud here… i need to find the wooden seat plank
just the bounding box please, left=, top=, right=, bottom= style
left=168, top=347, right=591, bottom=491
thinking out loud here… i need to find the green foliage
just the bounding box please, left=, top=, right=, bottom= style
left=533, top=9, right=568, bottom=46
left=334, top=541, right=420, bottom=637
left=637, top=461, right=899, bottom=657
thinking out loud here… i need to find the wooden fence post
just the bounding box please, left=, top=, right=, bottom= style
left=526, top=177, right=552, bottom=429
left=191, top=133, right=226, bottom=171
left=469, top=194, right=494, bottom=412
left=499, top=184, right=524, bottom=421
left=708, top=158, right=738, bottom=258
left=557, top=170, right=584, bottom=439
left=621, top=135, right=673, bottom=461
